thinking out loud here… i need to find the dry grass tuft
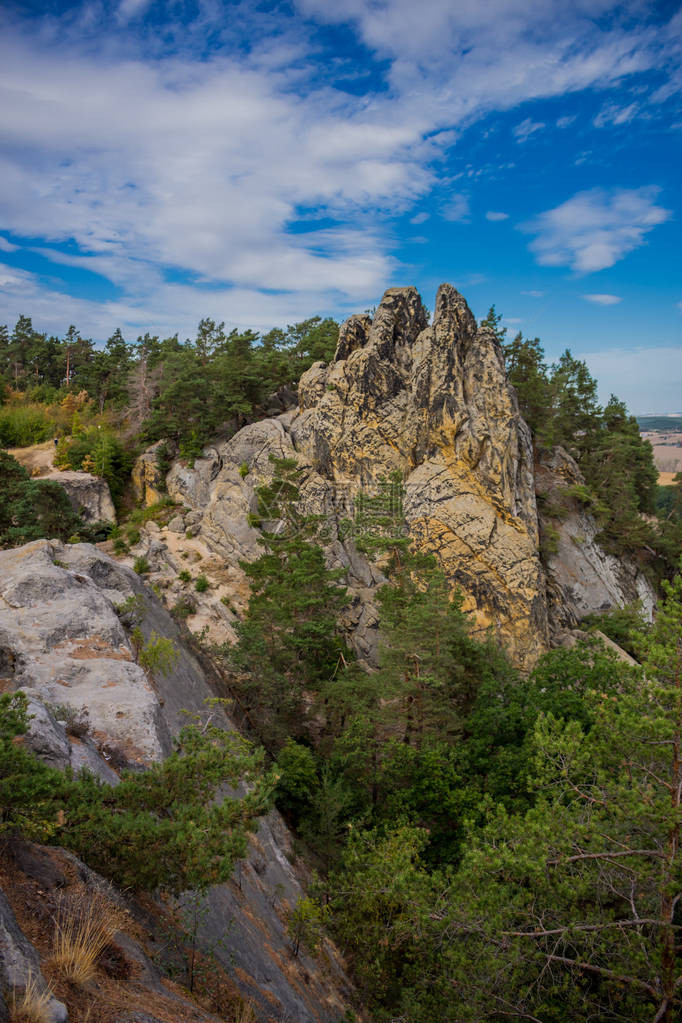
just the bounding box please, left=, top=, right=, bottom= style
left=50, top=887, right=127, bottom=987
left=9, top=971, right=53, bottom=1023
left=233, top=1001, right=257, bottom=1023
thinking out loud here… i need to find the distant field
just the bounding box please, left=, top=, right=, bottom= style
left=639, top=424, right=682, bottom=479
left=637, top=415, right=682, bottom=431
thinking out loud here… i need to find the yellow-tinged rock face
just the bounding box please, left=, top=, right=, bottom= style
left=294, top=283, right=549, bottom=668
left=165, top=284, right=550, bottom=670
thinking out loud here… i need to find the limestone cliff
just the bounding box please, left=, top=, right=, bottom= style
left=167, top=284, right=548, bottom=667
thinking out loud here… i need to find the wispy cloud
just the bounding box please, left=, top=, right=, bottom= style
left=582, top=293, right=622, bottom=305
left=410, top=212, right=430, bottom=224
left=593, top=101, right=639, bottom=127
left=442, top=193, right=470, bottom=222
left=522, top=290, right=545, bottom=297
left=513, top=118, right=545, bottom=142
left=486, top=211, right=509, bottom=221
left=0, top=237, right=18, bottom=253
left=556, top=114, right=577, bottom=128
left=521, top=186, right=671, bottom=273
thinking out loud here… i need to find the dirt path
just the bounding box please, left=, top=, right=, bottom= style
left=8, top=440, right=56, bottom=476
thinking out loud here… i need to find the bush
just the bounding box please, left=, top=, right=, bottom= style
left=0, top=451, right=82, bottom=548
left=178, top=569, right=191, bottom=583
left=172, top=595, right=197, bottom=619
left=0, top=404, right=54, bottom=447
left=195, top=574, right=209, bottom=592
left=133, top=556, right=150, bottom=575
left=0, top=691, right=273, bottom=895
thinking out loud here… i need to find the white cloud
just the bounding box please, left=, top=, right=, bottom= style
left=486, top=211, right=509, bottom=221
left=0, top=31, right=424, bottom=316
left=513, top=118, right=545, bottom=142
left=582, top=293, right=622, bottom=305
left=410, top=212, right=430, bottom=224
left=593, top=101, right=639, bottom=127
left=442, top=193, right=470, bottom=222
left=521, top=186, right=671, bottom=273
left=0, top=262, right=358, bottom=339
left=116, top=0, right=151, bottom=23
left=0, top=2, right=680, bottom=332
left=522, top=290, right=545, bottom=297
left=556, top=114, right=577, bottom=128
left=0, top=237, right=18, bottom=252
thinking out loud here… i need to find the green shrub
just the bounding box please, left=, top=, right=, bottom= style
left=126, top=526, right=141, bottom=546
left=195, top=574, right=209, bottom=593
left=138, top=632, right=179, bottom=676
left=133, top=556, right=150, bottom=575
left=178, top=569, right=191, bottom=583
left=0, top=404, right=54, bottom=447
left=0, top=692, right=272, bottom=895
left=172, top=595, right=197, bottom=619
left=239, top=461, right=249, bottom=479
left=0, top=451, right=81, bottom=548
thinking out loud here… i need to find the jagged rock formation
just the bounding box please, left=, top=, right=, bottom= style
left=536, top=447, right=656, bottom=633
left=167, top=284, right=548, bottom=666
left=0, top=541, right=354, bottom=1023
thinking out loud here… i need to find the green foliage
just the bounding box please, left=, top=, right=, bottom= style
left=582, top=600, right=649, bottom=657
left=224, top=457, right=349, bottom=751
left=133, top=555, right=150, bottom=575
left=65, top=718, right=272, bottom=894
left=194, top=574, right=209, bottom=592
left=0, top=691, right=272, bottom=896
left=0, top=692, right=69, bottom=841
left=0, top=403, right=54, bottom=447
left=138, top=632, right=179, bottom=676
left=178, top=569, right=191, bottom=583
left=287, top=896, right=328, bottom=957
left=58, top=426, right=134, bottom=503
left=441, top=573, right=682, bottom=1022
left=0, top=450, right=82, bottom=547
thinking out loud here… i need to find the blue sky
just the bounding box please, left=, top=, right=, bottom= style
left=0, top=0, right=680, bottom=412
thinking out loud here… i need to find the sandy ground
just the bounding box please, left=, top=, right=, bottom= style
left=8, top=439, right=56, bottom=475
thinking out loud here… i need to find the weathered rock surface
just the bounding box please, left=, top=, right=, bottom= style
left=0, top=541, right=168, bottom=764
left=43, top=469, right=116, bottom=523
left=0, top=540, right=354, bottom=1022
left=168, top=285, right=548, bottom=666
left=131, top=440, right=170, bottom=508
left=536, top=447, right=656, bottom=634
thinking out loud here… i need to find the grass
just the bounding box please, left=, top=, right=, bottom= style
left=9, top=973, right=53, bottom=1023
left=50, top=889, right=126, bottom=987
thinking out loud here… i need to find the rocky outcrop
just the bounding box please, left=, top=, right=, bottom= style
left=0, top=541, right=167, bottom=764
left=168, top=285, right=548, bottom=667
left=0, top=540, right=354, bottom=1023
left=131, top=441, right=169, bottom=508
left=536, top=447, right=656, bottom=634
left=43, top=469, right=116, bottom=524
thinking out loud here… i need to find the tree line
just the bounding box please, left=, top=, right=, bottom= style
left=0, top=313, right=339, bottom=458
